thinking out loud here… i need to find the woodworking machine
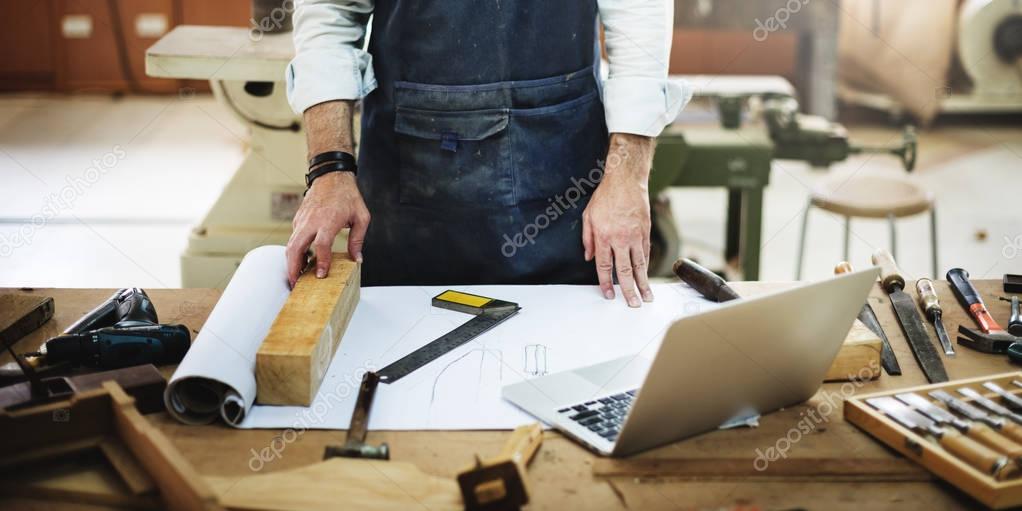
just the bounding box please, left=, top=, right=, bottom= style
left=648, top=76, right=916, bottom=277
left=146, top=26, right=344, bottom=287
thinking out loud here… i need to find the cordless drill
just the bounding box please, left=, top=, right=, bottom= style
left=33, top=288, right=191, bottom=369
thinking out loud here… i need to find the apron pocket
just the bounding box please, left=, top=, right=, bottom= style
left=510, top=90, right=605, bottom=204
left=394, top=105, right=514, bottom=207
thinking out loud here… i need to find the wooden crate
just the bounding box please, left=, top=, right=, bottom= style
left=846, top=372, right=1022, bottom=509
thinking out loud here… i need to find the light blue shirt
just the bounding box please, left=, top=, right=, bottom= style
left=286, top=0, right=690, bottom=137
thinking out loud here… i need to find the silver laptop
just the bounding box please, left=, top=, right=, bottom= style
left=502, top=268, right=880, bottom=456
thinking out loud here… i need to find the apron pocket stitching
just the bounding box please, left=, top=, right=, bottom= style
left=510, top=90, right=599, bottom=117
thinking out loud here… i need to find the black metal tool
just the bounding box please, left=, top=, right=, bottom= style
left=947, top=268, right=1019, bottom=354
left=671, top=258, right=739, bottom=303
left=64, top=288, right=158, bottom=334
left=836, top=262, right=901, bottom=375
left=323, top=371, right=389, bottom=460
left=1005, top=274, right=1022, bottom=294
left=1000, top=296, right=1022, bottom=337
left=872, top=249, right=947, bottom=383
left=915, top=278, right=954, bottom=357
left=324, top=290, right=520, bottom=461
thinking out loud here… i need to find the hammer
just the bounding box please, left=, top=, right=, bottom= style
left=323, top=371, right=390, bottom=460
left=457, top=423, right=542, bottom=511
left=946, top=268, right=1020, bottom=354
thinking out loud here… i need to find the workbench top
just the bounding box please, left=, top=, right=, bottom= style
left=2, top=280, right=1017, bottom=510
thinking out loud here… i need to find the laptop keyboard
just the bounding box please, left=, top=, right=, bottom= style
left=557, top=390, right=636, bottom=443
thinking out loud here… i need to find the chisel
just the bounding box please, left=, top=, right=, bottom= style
left=867, top=396, right=1017, bottom=480
left=897, top=393, right=1022, bottom=461
left=984, top=382, right=1022, bottom=413
left=928, top=390, right=1022, bottom=446
left=871, top=249, right=947, bottom=383
left=958, top=387, right=1022, bottom=425
left=836, top=262, right=901, bottom=375
left=915, top=278, right=954, bottom=356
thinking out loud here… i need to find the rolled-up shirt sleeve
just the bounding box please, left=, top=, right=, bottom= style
left=286, top=0, right=377, bottom=114
left=598, top=0, right=691, bottom=137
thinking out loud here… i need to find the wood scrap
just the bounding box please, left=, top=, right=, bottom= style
left=207, top=458, right=461, bottom=511
left=256, top=253, right=360, bottom=406
left=0, top=381, right=221, bottom=511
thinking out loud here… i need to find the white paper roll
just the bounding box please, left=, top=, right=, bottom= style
left=164, top=245, right=291, bottom=426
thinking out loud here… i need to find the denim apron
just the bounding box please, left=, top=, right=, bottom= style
left=358, top=0, right=608, bottom=286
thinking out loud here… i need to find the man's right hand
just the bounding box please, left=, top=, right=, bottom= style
left=286, top=170, right=370, bottom=287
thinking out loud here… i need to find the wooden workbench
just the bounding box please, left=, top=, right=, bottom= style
left=2, top=279, right=1018, bottom=510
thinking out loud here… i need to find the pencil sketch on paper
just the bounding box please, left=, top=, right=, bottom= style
left=523, top=344, right=548, bottom=377
left=429, top=348, right=504, bottom=404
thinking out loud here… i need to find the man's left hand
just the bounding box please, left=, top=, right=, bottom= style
left=582, top=133, right=656, bottom=308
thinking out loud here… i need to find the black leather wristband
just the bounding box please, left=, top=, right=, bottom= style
left=306, top=160, right=357, bottom=188
left=308, top=150, right=356, bottom=169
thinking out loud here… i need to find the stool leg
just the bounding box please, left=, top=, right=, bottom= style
left=887, top=213, right=897, bottom=261
left=930, top=206, right=938, bottom=278
left=796, top=200, right=812, bottom=280
left=843, top=216, right=851, bottom=262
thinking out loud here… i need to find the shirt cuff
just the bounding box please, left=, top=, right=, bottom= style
left=603, top=76, right=692, bottom=137
left=285, top=48, right=378, bottom=114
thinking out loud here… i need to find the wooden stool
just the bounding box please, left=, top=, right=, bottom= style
left=795, top=173, right=937, bottom=279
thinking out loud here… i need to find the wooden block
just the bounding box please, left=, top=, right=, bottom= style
left=256, top=254, right=360, bottom=406
left=824, top=319, right=882, bottom=382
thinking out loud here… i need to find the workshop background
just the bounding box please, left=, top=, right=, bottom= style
left=1, top=0, right=1020, bottom=288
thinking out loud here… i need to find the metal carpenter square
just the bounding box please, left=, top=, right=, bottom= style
left=378, top=293, right=520, bottom=384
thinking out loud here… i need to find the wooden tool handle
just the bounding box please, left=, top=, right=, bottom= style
left=969, top=423, right=1022, bottom=461
left=940, top=430, right=1017, bottom=480
left=915, top=278, right=940, bottom=316
left=834, top=262, right=854, bottom=275
left=672, top=258, right=739, bottom=303
left=871, top=249, right=906, bottom=293
left=500, top=423, right=543, bottom=468
left=999, top=421, right=1022, bottom=446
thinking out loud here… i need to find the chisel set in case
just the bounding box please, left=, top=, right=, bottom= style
left=847, top=372, right=1022, bottom=509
